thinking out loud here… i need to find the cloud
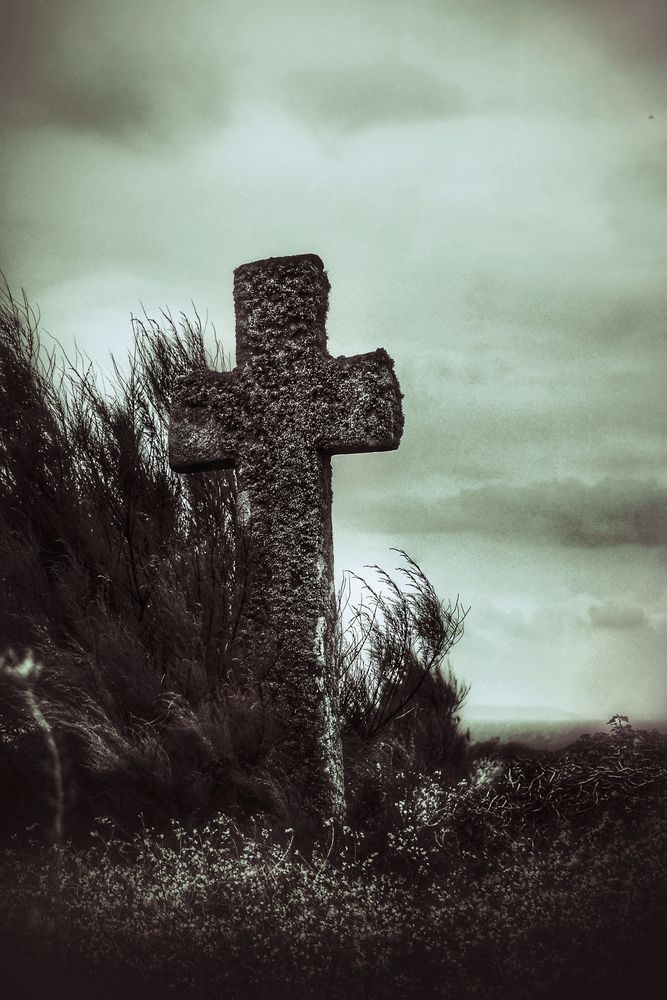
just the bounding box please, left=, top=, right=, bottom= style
left=588, top=601, right=648, bottom=630
left=344, top=477, right=667, bottom=548
left=4, top=0, right=666, bottom=148
left=566, top=0, right=667, bottom=71
left=0, top=0, right=227, bottom=141
left=279, top=64, right=464, bottom=132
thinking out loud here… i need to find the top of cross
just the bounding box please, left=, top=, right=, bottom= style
left=234, top=253, right=330, bottom=365
left=169, top=253, right=403, bottom=473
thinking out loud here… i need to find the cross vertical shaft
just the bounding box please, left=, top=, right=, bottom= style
left=169, top=254, right=403, bottom=826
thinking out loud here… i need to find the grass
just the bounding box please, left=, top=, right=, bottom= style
left=1, top=720, right=665, bottom=1000
left=0, top=281, right=468, bottom=841
left=1, top=285, right=665, bottom=998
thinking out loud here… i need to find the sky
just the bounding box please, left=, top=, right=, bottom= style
left=1, top=0, right=666, bottom=720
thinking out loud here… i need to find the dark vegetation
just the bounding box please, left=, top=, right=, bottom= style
left=0, top=281, right=468, bottom=842
left=1, top=283, right=665, bottom=999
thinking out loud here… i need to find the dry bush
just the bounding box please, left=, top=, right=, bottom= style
left=0, top=724, right=664, bottom=1000
left=0, top=283, right=277, bottom=836
left=0, top=282, right=470, bottom=840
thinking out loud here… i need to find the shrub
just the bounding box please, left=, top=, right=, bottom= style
left=0, top=721, right=664, bottom=1000
left=0, top=282, right=469, bottom=841
left=381, top=717, right=667, bottom=873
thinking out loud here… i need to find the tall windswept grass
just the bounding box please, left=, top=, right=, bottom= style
left=0, top=280, right=260, bottom=836
left=0, top=281, right=469, bottom=840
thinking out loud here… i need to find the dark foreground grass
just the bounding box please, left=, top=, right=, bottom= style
left=2, top=728, right=665, bottom=1000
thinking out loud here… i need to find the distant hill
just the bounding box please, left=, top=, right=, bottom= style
left=463, top=705, right=583, bottom=723
left=462, top=709, right=667, bottom=752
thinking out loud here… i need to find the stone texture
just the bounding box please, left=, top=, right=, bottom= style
left=169, top=253, right=403, bottom=825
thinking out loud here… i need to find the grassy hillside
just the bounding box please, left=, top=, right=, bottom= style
left=1, top=286, right=665, bottom=999
left=0, top=283, right=468, bottom=843
left=1, top=717, right=665, bottom=1000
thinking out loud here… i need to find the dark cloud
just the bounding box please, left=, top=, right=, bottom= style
left=346, top=478, right=667, bottom=548
left=588, top=601, right=647, bottom=630
left=1, top=0, right=142, bottom=132
left=280, top=63, right=464, bottom=132
left=456, top=271, right=667, bottom=360
left=565, top=0, right=667, bottom=69
left=0, top=0, right=226, bottom=140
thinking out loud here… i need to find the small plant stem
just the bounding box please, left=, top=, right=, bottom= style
left=24, top=687, right=65, bottom=848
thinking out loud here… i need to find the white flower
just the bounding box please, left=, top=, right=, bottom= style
left=0, top=651, right=41, bottom=684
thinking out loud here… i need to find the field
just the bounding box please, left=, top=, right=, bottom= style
left=1, top=717, right=665, bottom=1000
left=465, top=717, right=667, bottom=750
left=1, top=290, right=665, bottom=999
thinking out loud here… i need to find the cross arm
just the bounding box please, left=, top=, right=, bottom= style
left=319, top=349, right=404, bottom=455
left=169, top=369, right=244, bottom=472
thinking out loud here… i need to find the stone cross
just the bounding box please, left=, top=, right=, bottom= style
left=169, top=254, right=403, bottom=825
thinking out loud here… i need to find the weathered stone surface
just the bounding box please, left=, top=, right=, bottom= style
left=169, top=253, right=403, bottom=825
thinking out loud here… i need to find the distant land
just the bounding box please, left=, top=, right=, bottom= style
left=463, top=705, right=583, bottom=723
left=460, top=706, right=667, bottom=751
